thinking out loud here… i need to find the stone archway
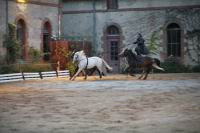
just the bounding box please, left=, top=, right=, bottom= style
left=42, top=21, right=52, bottom=61
left=16, top=19, right=27, bottom=60
left=162, top=20, right=185, bottom=63
left=167, top=23, right=181, bottom=57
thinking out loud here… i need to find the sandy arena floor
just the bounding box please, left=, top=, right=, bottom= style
left=0, top=73, right=200, bottom=133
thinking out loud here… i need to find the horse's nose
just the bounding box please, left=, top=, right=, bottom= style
left=119, top=49, right=125, bottom=57
left=118, top=52, right=124, bottom=57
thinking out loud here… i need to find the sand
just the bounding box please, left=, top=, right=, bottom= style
left=0, top=73, right=200, bottom=133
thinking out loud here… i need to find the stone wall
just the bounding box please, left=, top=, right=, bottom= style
left=118, top=0, right=200, bottom=9
left=0, top=0, right=7, bottom=63
left=166, top=9, right=200, bottom=66
left=61, top=0, right=200, bottom=67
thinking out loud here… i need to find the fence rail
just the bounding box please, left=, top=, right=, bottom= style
left=0, top=70, right=69, bottom=83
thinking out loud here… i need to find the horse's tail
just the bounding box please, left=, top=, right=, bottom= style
left=102, top=59, right=113, bottom=72
left=152, top=58, right=165, bottom=71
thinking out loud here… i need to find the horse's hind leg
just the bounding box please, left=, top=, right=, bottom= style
left=97, top=69, right=102, bottom=79
left=88, top=67, right=97, bottom=76
left=143, top=67, right=151, bottom=80
left=96, top=66, right=103, bottom=79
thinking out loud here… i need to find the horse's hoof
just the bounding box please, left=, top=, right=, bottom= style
left=130, top=74, right=136, bottom=77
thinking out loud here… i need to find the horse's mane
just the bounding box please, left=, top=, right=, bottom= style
left=77, top=50, right=86, bottom=56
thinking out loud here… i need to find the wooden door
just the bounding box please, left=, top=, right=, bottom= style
left=107, top=38, right=120, bottom=73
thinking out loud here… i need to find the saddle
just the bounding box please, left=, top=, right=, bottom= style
left=135, top=55, right=146, bottom=64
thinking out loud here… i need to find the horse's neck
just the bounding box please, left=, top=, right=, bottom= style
left=127, top=54, right=134, bottom=63
left=126, top=53, right=137, bottom=64
left=78, top=54, right=87, bottom=62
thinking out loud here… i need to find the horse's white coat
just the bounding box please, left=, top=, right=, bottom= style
left=71, top=51, right=112, bottom=80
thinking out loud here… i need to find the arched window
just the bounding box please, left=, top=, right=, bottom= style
left=16, top=19, right=26, bottom=59
left=167, top=23, right=181, bottom=57
left=107, top=25, right=119, bottom=35
left=107, top=0, right=118, bottom=9
left=43, top=21, right=51, bottom=61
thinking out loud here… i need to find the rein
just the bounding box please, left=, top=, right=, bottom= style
left=77, top=55, right=89, bottom=69
left=85, top=56, right=88, bottom=69
left=127, top=51, right=138, bottom=67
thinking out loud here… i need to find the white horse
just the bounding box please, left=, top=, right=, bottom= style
left=71, top=50, right=112, bottom=81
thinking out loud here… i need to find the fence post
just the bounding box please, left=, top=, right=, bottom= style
left=56, top=70, right=59, bottom=77
left=21, top=72, right=25, bottom=80
left=57, top=61, right=60, bottom=71
left=39, top=72, right=43, bottom=79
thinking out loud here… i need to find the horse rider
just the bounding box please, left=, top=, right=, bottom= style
left=126, top=33, right=149, bottom=76
left=133, top=33, right=149, bottom=56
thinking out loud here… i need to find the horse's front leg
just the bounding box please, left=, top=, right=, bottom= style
left=82, top=70, right=87, bottom=80
left=124, top=66, right=130, bottom=77
left=138, top=68, right=145, bottom=79
left=71, top=68, right=82, bottom=81
left=69, top=66, right=78, bottom=80
left=143, top=67, right=151, bottom=80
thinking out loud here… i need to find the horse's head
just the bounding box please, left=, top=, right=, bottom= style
left=119, top=48, right=135, bottom=58
left=119, top=44, right=136, bottom=57
left=72, top=50, right=85, bottom=63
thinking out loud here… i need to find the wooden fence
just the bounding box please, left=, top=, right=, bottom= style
left=0, top=70, right=69, bottom=83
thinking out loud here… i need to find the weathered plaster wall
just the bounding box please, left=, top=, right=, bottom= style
left=62, top=0, right=93, bottom=11
left=62, top=13, right=94, bottom=40
left=165, top=9, right=200, bottom=66
left=118, top=0, right=200, bottom=9
left=0, top=0, right=59, bottom=64
left=62, top=0, right=200, bottom=67
left=8, top=1, right=59, bottom=49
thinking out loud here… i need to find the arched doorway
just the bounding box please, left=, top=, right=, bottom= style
left=167, top=23, right=181, bottom=57
left=104, top=25, right=121, bottom=73
left=42, top=21, right=51, bottom=61
left=16, top=19, right=26, bottom=60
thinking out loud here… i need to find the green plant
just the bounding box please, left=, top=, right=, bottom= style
left=67, top=62, right=78, bottom=77
left=148, top=31, right=159, bottom=55
left=28, top=47, right=41, bottom=62
left=154, top=56, right=191, bottom=73
left=191, top=65, right=200, bottom=72
left=0, top=63, right=53, bottom=74
left=3, top=23, right=20, bottom=64
left=20, top=63, right=52, bottom=72
left=0, top=64, right=19, bottom=74
left=55, top=47, right=78, bottom=76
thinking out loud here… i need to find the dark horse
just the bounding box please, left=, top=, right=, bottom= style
left=120, top=49, right=164, bottom=80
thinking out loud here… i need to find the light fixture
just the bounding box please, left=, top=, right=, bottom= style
left=16, top=0, right=28, bottom=3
